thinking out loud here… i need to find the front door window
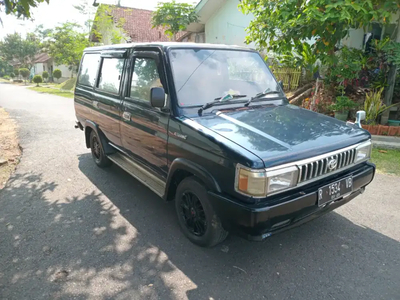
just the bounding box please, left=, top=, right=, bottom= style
left=130, top=58, right=162, bottom=102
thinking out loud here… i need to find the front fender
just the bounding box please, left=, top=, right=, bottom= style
left=165, top=158, right=221, bottom=201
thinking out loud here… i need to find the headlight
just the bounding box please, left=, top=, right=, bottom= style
left=355, top=140, right=372, bottom=163
left=235, top=165, right=299, bottom=197
left=266, top=166, right=299, bottom=195
left=235, top=166, right=267, bottom=197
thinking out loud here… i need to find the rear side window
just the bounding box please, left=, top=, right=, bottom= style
left=78, top=53, right=100, bottom=87
left=97, top=58, right=125, bottom=94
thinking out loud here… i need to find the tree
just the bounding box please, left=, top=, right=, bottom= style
left=151, top=1, right=198, bottom=41
left=91, top=4, right=127, bottom=45
left=53, top=69, right=62, bottom=82
left=239, top=0, right=399, bottom=64
left=19, top=68, right=30, bottom=84
left=0, top=0, right=49, bottom=20
left=33, top=75, right=43, bottom=86
left=47, top=23, right=89, bottom=77
left=42, top=71, right=49, bottom=82
left=0, top=33, right=40, bottom=70
left=73, top=0, right=97, bottom=36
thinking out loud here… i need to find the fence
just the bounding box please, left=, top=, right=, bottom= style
left=270, top=67, right=301, bottom=91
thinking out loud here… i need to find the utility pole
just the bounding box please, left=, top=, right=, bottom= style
left=382, top=16, right=400, bottom=124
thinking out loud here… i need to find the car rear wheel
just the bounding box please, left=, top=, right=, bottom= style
left=90, top=130, right=112, bottom=168
left=175, top=177, right=228, bottom=247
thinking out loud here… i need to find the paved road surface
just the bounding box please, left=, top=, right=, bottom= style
left=0, top=83, right=399, bottom=300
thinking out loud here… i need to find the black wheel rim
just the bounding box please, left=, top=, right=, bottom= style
left=92, top=136, right=101, bottom=160
left=180, top=191, right=207, bottom=236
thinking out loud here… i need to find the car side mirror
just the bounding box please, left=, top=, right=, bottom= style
left=150, top=87, right=165, bottom=108
left=355, top=110, right=366, bottom=128
left=278, top=80, right=284, bottom=90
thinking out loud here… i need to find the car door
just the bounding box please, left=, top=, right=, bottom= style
left=92, top=50, right=127, bottom=147
left=120, top=51, right=169, bottom=179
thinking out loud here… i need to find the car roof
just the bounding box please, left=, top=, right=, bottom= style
left=84, top=42, right=256, bottom=53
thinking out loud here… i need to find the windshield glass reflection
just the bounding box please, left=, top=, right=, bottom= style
left=169, top=49, right=281, bottom=107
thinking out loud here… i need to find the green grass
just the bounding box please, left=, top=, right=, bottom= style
left=371, top=148, right=400, bottom=176
left=28, top=86, right=74, bottom=99
left=56, top=77, right=77, bottom=91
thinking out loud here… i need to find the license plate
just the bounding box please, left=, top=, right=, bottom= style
left=318, top=176, right=353, bottom=207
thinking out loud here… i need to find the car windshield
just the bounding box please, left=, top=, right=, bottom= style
left=169, top=49, right=281, bottom=107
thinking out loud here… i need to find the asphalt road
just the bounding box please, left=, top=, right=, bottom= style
left=0, top=83, right=399, bottom=300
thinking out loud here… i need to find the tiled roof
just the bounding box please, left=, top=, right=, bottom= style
left=33, top=53, right=51, bottom=63
left=92, top=5, right=186, bottom=43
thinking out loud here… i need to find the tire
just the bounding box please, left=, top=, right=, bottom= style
left=89, top=130, right=112, bottom=168
left=175, top=177, right=228, bottom=247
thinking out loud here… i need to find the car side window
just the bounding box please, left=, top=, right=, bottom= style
left=97, top=58, right=125, bottom=94
left=130, top=58, right=162, bottom=102
left=78, top=53, right=100, bottom=87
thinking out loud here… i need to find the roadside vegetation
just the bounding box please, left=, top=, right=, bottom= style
left=28, top=86, right=74, bottom=98
left=0, top=108, right=21, bottom=189
left=371, top=148, right=400, bottom=176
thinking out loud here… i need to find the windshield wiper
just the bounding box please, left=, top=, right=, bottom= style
left=244, top=90, right=281, bottom=107
left=198, top=94, right=247, bottom=116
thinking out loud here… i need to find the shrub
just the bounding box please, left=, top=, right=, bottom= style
left=10, top=72, right=15, bottom=79
left=2, top=75, right=10, bottom=80
left=329, top=96, right=356, bottom=113
left=42, top=71, right=49, bottom=82
left=53, top=69, right=62, bottom=82
left=33, top=75, right=43, bottom=86
left=364, top=88, right=398, bottom=124
left=19, top=68, right=30, bottom=84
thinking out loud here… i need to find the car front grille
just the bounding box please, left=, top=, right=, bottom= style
left=298, top=148, right=357, bottom=183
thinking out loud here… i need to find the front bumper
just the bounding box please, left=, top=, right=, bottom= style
left=209, top=162, right=375, bottom=241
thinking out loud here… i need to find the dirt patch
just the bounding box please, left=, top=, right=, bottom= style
left=0, top=108, right=21, bottom=189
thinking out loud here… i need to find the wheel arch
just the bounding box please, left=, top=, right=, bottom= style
left=84, top=120, right=115, bottom=154
left=164, top=158, right=221, bottom=201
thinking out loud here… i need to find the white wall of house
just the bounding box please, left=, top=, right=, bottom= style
left=204, top=0, right=254, bottom=47
left=53, top=64, right=73, bottom=79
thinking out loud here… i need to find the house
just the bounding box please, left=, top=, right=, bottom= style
left=185, top=0, right=253, bottom=47
left=187, top=0, right=400, bottom=51
left=31, top=53, right=73, bottom=83
left=90, top=5, right=184, bottom=45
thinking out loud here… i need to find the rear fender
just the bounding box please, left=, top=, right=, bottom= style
left=84, top=120, right=115, bottom=155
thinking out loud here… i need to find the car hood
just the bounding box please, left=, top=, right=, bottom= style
left=191, top=104, right=370, bottom=168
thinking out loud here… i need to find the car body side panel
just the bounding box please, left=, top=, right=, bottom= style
left=92, top=91, right=123, bottom=147
left=120, top=100, right=169, bottom=179
left=167, top=117, right=264, bottom=202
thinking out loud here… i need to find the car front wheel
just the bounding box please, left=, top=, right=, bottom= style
left=175, top=177, right=228, bottom=247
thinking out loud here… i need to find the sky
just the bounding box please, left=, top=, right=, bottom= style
left=0, top=0, right=196, bottom=39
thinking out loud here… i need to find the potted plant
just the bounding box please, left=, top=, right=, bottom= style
left=329, top=96, right=356, bottom=121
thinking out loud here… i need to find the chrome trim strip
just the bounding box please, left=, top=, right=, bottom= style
left=265, top=142, right=364, bottom=172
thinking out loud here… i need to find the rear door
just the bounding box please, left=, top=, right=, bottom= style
left=75, top=52, right=101, bottom=128
left=120, top=50, right=170, bottom=179
left=92, top=50, right=127, bottom=147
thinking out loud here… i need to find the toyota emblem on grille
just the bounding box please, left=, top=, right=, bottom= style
left=328, top=158, right=338, bottom=170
